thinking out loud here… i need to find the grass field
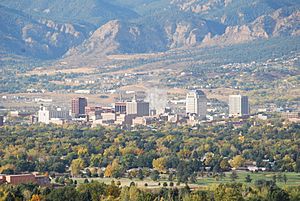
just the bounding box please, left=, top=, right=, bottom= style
left=70, top=171, right=300, bottom=189
left=195, top=171, right=300, bottom=188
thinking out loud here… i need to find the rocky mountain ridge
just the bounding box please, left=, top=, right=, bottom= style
left=67, top=7, right=299, bottom=59
left=0, top=5, right=92, bottom=59
left=0, top=0, right=299, bottom=60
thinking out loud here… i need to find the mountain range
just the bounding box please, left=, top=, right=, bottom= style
left=0, top=0, right=299, bottom=60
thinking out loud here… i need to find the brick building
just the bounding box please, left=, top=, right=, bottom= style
left=1, top=174, right=50, bottom=186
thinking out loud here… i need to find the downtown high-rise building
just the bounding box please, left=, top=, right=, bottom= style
left=229, top=95, right=249, bottom=117
left=38, top=105, right=50, bottom=124
left=126, top=96, right=150, bottom=117
left=114, top=102, right=127, bottom=114
left=38, top=105, right=70, bottom=124
left=186, top=90, right=207, bottom=119
left=71, top=97, right=87, bottom=117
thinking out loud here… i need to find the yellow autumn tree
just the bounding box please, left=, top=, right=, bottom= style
left=104, top=164, right=113, bottom=177
left=30, top=194, right=42, bottom=201
left=204, top=152, right=214, bottom=166
left=70, top=158, right=85, bottom=177
left=229, top=155, right=245, bottom=169
left=105, top=159, right=121, bottom=178
left=152, top=157, right=167, bottom=173
left=77, top=146, right=88, bottom=157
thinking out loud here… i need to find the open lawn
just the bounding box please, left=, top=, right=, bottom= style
left=72, top=177, right=202, bottom=189
left=69, top=171, right=300, bottom=190
left=196, top=171, right=300, bottom=188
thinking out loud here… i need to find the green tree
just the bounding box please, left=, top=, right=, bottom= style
left=150, top=170, right=160, bottom=181
left=245, top=174, right=252, bottom=183
left=137, top=169, right=144, bottom=180
left=47, top=186, right=79, bottom=201
left=272, top=175, right=277, bottom=183
left=278, top=173, right=283, bottom=182
left=220, top=159, right=230, bottom=171
left=5, top=192, right=15, bottom=201
left=106, top=181, right=120, bottom=198
left=190, top=173, right=197, bottom=184
left=77, top=181, right=107, bottom=201
left=230, top=171, right=238, bottom=182
left=70, top=158, right=85, bottom=177
left=168, top=173, right=174, bottom=181
left=295, top=158, right=300, bottom=172
left=183, top=191, right=209, bottom=201
left=283, top=174, right=288, bottom=184
left=267, top=186, right=290, bottom=201
left=51, top=162, right=65, bottom=173
left=214, top=183, right=244, bottom=201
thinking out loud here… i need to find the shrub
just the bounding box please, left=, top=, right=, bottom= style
left=130, top=181, right=135, bottom=187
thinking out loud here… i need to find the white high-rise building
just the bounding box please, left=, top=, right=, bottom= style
left=186, top=90, right=207, bottom=119
left=38, top=105, right=70, bottom=124
left=38, top=105, right=50, bottom=124
left=229, top=95, right=249, bottom=117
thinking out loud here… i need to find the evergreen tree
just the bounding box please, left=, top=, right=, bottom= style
left=150, top=170, right=160, bottom=181
left=245, top=174, right=252, bottom=183
left=137, top=169, right=144, bottom=180
left=230, top=171, right=238, bottom=182
left=283, top=174, right=287, bottom=184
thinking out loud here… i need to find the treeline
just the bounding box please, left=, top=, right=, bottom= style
left=0, top=180, right=299, bottom=201
left=0, top=120, right=299, bottom=178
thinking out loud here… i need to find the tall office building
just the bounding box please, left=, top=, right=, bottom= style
left=229, top=95, right=249, bottom=117
left=125, top=96, right=150, bottom=117
left=71, top=97, right=87, bottom=117
left=114, top=102, right=127, bottom=114
left=38, top=105, right=70, bottom=124
left=38, top=105, right=50, bottom=124
left=186, top=90, right=207, bottom=119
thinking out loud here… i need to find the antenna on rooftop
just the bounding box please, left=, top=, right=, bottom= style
left=119, top=93, right=123, bottom=102
left=133, top=93, right=137, bottom=102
